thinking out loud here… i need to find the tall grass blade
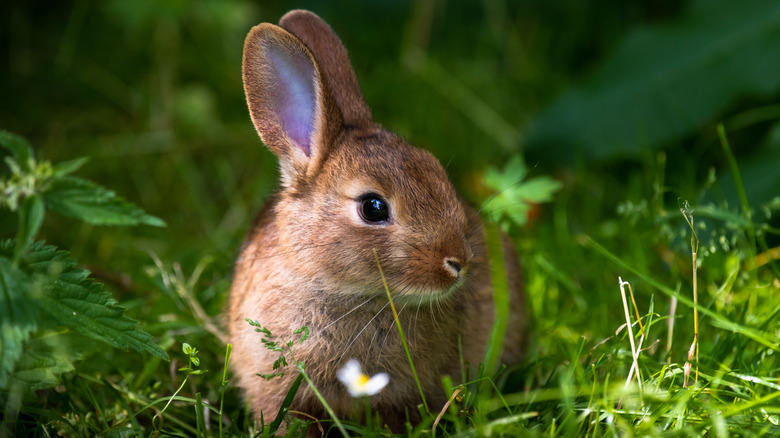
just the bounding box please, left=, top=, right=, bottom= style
left=586, top=236, right=779, bottom=351
left=266, top=372, right=303, bottom=436
left=483, top=223, right=510, bottom=374
left=373, top=248, right=429, bottom=414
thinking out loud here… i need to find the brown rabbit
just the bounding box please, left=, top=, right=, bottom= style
left=228, top=9, right=527, bottom=432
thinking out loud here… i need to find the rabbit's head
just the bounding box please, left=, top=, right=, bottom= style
left=242, top=10, right=474, bottom=301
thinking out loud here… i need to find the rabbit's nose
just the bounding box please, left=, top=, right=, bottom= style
left=444, top=257, right=465, bottom=278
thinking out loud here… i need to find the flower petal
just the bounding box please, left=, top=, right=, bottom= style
left=337, top=359, right=362, bottom=385
left=364, top=372, right=390, bottom=395
left=337, top=359, right=390, bottom=397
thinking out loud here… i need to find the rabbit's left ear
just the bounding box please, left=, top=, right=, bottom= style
left=242, top=23, right=342, bottom=185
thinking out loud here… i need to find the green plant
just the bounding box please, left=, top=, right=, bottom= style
left=152, top=343, right=207, bottom=432
left=482, top=155, right=562, bottom=232
left=246, top=320, right=348, bottom=437
left=0, top=131, right=168, bottom=425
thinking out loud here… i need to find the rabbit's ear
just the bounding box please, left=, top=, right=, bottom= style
left=279, top=10, right=373, bottom=127
left=243, top=23, right=342, bottom=185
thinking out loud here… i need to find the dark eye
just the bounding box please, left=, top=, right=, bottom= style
left=358, top=194, right=390, bottom=223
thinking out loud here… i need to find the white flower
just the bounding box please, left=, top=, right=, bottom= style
left=336, top=359, right=389, bottom=397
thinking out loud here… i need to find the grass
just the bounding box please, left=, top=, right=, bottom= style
left=4, top=120, right=778, bottom=437
left=2, top=1, right=780, bottom=437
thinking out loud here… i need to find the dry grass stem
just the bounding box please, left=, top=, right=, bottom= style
left=432, top=387, right=463, bottom=434
left=681, top=205, right=700, bottom=386
left=618, top=277, right=643, bottom=394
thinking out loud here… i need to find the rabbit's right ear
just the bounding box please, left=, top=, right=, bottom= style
left=242, top=23, right=342, bottom=186
left=279, top=10, right=373, bottom=127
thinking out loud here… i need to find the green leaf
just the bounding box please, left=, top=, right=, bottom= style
left=43, top=176, right=166, bottom=227
left=293, top=326, right=309, bottom=343
left=51, top=157, right=89, bottom=177
left=526, top=0, right=780, bottom=163
left=484, top=155, right=527, bottom=190
left=483, top=155, right=562, bottom=230
left=511, top=177, right=563, bottom=204
left=0, top=256, right=39, bottom=390
left=13, top=242, right=169, bottom=361
left=9, top=332, right=87, bottom=391
left=266, top=372, right=304, bottom=436
left=0, top=130, right=34, bottom=168
left=13, top=195, right=45, bottom=264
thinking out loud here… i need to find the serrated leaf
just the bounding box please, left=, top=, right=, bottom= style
left=0, top=255, right=39, bottom=390
left=43, top=176, right=166, bottom=227
left=19, top=242, right=169, bottom=361
left=10, top=332, right=87, bottom=390
left=526, top=0, right=780, bottom=163
left=0, top=130, right=34, bottom=168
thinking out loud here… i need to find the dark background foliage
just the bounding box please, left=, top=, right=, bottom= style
left=2, top=0, right=779, bottom=435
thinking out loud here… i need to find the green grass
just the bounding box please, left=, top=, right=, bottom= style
left=2, top=1, right=780, bottom=436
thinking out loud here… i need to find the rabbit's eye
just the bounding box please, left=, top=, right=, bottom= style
left=358, top=194, right=390, bottom=223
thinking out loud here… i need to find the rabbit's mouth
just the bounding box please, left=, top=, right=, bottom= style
left=387, top=270, right=469, bottom=305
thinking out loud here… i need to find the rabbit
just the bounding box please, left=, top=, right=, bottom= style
left=228, top=9, right=528, bottom=432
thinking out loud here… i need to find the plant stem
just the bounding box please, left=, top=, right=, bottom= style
left=219, top=344, right=232, bottom=438
left=297, top=366, right=349, bottom=437
left=484, top=224, right=510, bottom=374
left=373, top=249, right=429, bottom=414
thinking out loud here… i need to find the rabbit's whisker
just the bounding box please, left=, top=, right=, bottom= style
left=315, top=295, right=377, bottom=336
left=338, top=302, right=389, bottom=363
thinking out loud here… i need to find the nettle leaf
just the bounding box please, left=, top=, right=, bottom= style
left=17, top=242, right=169, bottom=361
left=10, top=332, right=88, bottom=390
left=0, top=255, right=39, bottom=389
left=0, top=130, right=34, bottom=168
left=43, top=176, right=166, bottom=227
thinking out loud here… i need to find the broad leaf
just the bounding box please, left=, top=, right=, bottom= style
left=19, top=242, right=169, bottom=361
left=9, top=333, right=87, bottom=390
left=0, top=256, right=39, bottom=389
left=43, top=176, right=166, bottom=227
left=526, top=0, right=780, bottom=163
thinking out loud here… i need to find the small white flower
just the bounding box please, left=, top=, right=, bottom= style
left=337, top=358, right=389, bottom=397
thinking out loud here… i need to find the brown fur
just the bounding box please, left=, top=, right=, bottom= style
left=229, top=9, right=528, bottom=433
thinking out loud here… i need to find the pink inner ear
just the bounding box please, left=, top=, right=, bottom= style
left=267, top=43, right=316, bottom=156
